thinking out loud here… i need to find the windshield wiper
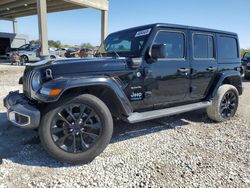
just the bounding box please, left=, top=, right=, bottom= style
left=109, top=50, right=120, bottom=58
left=95, top=50, right=120, bottom=58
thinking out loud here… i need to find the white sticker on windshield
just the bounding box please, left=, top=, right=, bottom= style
left=135, top=28, right=151, bottom=37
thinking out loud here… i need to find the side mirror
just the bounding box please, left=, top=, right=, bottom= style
left=127, top=57, right=142, bottom=69
left=150, top=44, right=168, bottom=60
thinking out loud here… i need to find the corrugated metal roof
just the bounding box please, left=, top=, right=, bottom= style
left=0, top=0, right=108, bottom=19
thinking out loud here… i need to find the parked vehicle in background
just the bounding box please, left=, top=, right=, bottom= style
left=55, top=48, right=68, bottom=57
left=7, top=44, right=58, bottom=64
left=0, top=32, right=29, bottom=58
left=6, top=43, right=33, bottom=58
left=49, top=47, right=57, bottom=52
left=7, top=44, right=39, bottom=62
left=79, top=48, right=94, bottom=58
left=64, top=48, right=80, bottom=58
left=241, top=52, right=250, bottom=79
left=4, top=23, right=243, bottom=164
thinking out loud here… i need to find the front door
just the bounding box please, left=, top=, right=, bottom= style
left=189, top=31, right=217, bottom=99
left=143, top=29, right=190, bottom=107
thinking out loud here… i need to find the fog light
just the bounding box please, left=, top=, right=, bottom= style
left=9, top=111, right=30, bottom=126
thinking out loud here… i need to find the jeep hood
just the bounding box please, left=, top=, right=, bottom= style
left=28, top=57, right=129, bottom=76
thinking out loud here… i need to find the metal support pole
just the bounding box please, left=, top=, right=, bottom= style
left=12, top=18, right=18, bottom=33
left=37, top=0, right=49, bottom=58
left=101, top=10, right=108, bottom=42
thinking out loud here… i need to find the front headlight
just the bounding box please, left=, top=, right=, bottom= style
left=31, top=71, right=41, bottom=91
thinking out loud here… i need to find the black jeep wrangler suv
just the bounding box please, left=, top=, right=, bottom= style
left=4, top=23, right=243, bottom=164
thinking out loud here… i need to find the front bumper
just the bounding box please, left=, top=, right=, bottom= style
left=3, top=91, right=40, bottom=129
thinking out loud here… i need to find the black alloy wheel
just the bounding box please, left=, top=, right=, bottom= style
left=220, top=90, right=238, bottom=119
left=51, top=103, right=102, bottom=153
left=39, top=94, right=113, bottom=164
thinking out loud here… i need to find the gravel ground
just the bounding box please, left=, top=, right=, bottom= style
left=0, top=64, right=249, bottom=188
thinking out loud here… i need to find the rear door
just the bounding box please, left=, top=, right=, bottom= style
left=189, top=31, right=217, bottom=99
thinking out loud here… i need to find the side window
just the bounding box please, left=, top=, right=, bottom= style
left=193, top=34, right=214, bottom=59
left=218, top=36, right=238, bottom=59
left=153, top=31, right=185, bottom=59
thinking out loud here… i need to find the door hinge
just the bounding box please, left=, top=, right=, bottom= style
left=189, top=87, right=193, bottom=93
left=145, top=91, right=152, bottom=98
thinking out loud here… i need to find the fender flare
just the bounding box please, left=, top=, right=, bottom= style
left=206, top=70, right=242, bottom=100
left=36, top=76, right=133, bottom=116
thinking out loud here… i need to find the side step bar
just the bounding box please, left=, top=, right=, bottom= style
left=124, top=101, right=211, bottom=124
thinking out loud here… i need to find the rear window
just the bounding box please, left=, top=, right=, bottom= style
left=193, top=34, right=214, bottom=59
left=218, top=36, right=238, bottom=59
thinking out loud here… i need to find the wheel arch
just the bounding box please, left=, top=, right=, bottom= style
left=21, top=54, right=29, bottom=62
left=206, top=70, right=243, bottom=100
left=39, top=77, right=133, bottom=118
left=50, top=55, right=56, bottom=59
left=61, top=85, right=131, bottom=118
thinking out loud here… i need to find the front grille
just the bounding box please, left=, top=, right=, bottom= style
left=23, top=70, right=35, bottom=99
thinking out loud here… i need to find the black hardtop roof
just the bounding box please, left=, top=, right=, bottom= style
left=111, top=23, right=237, bottom=36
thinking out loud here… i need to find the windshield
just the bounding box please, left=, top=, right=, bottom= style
left=244, top=52, right=250, bottom=59
left=31, top=44, right=39, bottom=50
left=18, top=44, right=30, bottom=50
left=97, top=27, right=152, bottom=58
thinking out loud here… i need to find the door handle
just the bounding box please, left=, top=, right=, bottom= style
left=178, top=68, right=190, bottom=73
left=178, top=68, right=190, bottom=76
left=207, top=66, right=217, bottom=72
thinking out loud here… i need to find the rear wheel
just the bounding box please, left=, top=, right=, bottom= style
left=207, top=84, right=239, bottom=122
left=39, top=94, right=113, bottom=164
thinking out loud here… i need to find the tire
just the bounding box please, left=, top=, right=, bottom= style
left=244, top=73, right=250, bottom=80
left=21, top=55, right=29, bottom=64
left=50, top=55, right=56, bottom=59
left=39, top=94, right=113, bottom=164
left=207, top=84, right=239, bottom=122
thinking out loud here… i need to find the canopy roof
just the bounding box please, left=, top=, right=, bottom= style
left=0, top=0, right=109, bottom=19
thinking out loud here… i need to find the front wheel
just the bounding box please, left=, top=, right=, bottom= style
left=39, top=94, right=113, bottom=164
left=20, top=55, right=29, bottom=64
left=244, top=73, right=250, bottom=80
left=207, top=84, right=239, bottom=122
left=50, top=55, right=56, bottom=59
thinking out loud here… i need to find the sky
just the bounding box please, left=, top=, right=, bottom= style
left=0, top=0, right=249, bottom=48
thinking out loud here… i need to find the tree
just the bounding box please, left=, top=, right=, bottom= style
left=80, top=43, right=95, bottom=50
left=30, top=40, right=39, bottom=44
left=48, top=40, right=62, bottom=49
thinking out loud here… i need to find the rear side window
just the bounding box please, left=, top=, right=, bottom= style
left=193, top=34, right=214, bottom=59
left=218, top=36, right=238, bottom=59
left=153, top=31, right=185, bottom=59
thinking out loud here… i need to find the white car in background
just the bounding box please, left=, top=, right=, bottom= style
left=55, top=48, right=68, bottom=57
left=7, top=44, right=58, bottom=63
